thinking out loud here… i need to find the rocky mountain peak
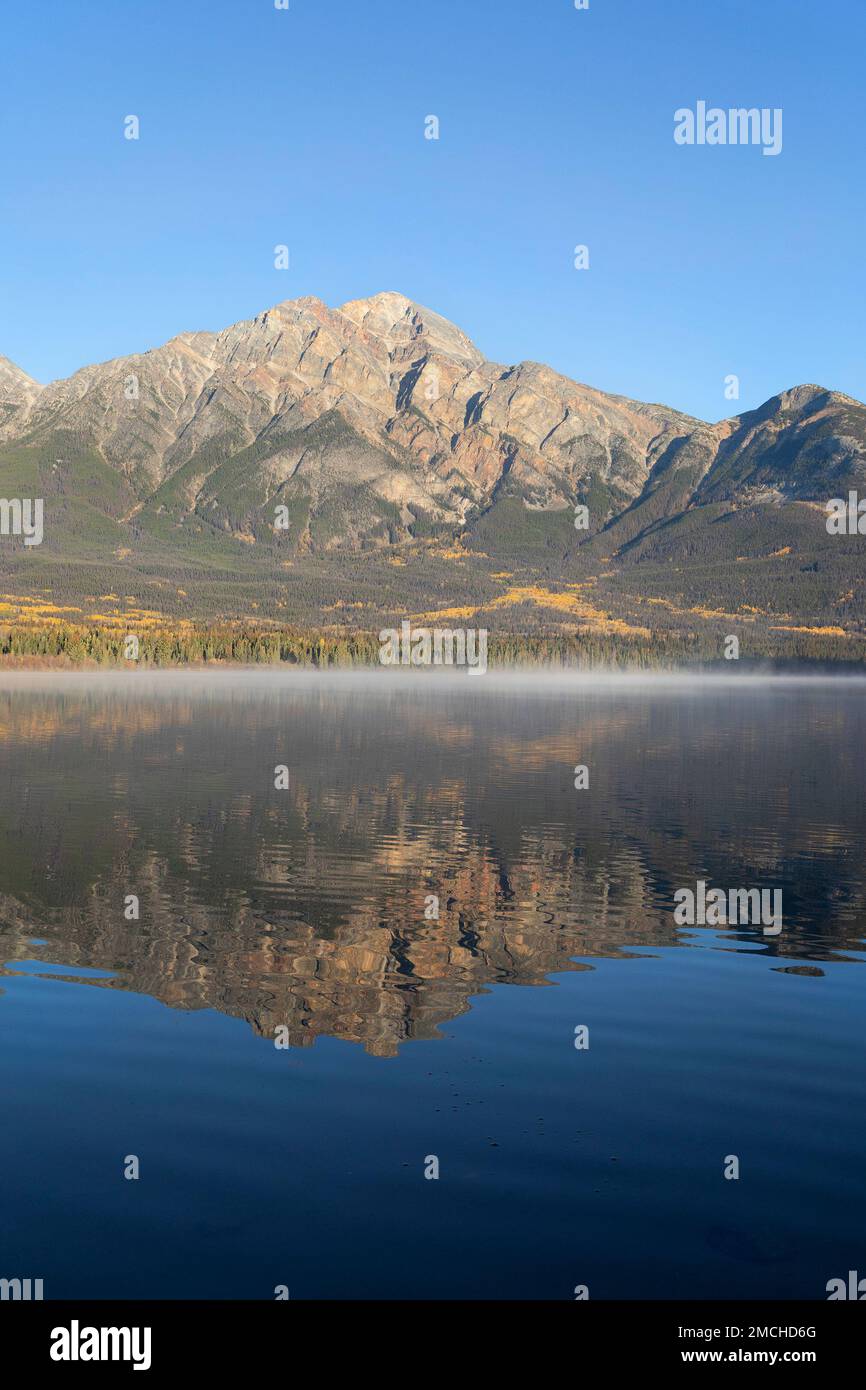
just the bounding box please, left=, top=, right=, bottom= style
left=0, top=298, right=863, bottom=593
left=0, top=354, right=42, bottom=408
left=337, top=291, right=485, bottom=367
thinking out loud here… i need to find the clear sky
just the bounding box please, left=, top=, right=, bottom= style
left=1, top=0, right=863, bottom=421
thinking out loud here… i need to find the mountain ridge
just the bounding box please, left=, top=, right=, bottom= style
left=1, top=297, right=852, bottom=431
left=0, top=292, right=863, bottom=657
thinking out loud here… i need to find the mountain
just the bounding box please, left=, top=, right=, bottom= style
left=0, top=291, right=700, bottom=533
left=0, top=354, right=42, bottom=422
left=0, top=293, right=864, bottom=659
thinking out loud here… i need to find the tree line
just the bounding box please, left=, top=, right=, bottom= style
left=2, top=622, right=864, bottom=669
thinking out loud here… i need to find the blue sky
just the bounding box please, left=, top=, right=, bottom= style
left=1, top=0, right=863, bottom=420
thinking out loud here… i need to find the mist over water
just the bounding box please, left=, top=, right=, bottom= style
left=0, top=673, right=864, bottom=1298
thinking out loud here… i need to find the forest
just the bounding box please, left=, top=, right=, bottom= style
left=2, top=622, right=864, bottom=671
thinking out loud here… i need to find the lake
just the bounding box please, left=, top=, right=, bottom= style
left=0, top=671, right=864, bottom=1300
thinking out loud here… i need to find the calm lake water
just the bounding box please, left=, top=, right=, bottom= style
left=0, top=671, right=864, bottom=1300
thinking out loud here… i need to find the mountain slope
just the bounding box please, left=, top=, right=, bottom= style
left=0, top=354, right=42, bottom=432
left=2, top=292, right=701, bottom=539
left=0, top=294, right=864, bottom=655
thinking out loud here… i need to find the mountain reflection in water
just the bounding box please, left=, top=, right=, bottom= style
left=2, top=673, right=866, bottom=1300
left=1, top=674, right=863, bottom=1056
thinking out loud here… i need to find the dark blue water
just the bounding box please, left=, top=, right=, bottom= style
left=0, top=672, right=864, bottom=1299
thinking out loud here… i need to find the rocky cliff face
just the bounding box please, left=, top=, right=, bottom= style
left=0, top=292, right=709, bottom=537
left=0, top=294, right=863, bottom=640
left=4, top=294, right=864, bottom=549
left=698, top=385, right=866, bottom=504
left=0, top=354, right=42, bottom=422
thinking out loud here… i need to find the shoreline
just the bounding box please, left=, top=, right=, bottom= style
left=2, top=621, right=865, bottom=675
left=1, top=664, right=865, bottom=688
